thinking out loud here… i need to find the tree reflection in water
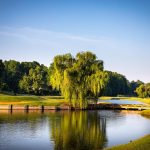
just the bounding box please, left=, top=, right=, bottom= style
left=50, top=111, right=107, bottom=150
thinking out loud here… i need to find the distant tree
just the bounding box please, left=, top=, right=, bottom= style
left=0, top=60, right=7, bottom=91
left=19, top=75, right=31, bottom=93
left=130, top=80, right=144, bottom=96
left=19, top=65, right=50, bottom=95
left=50, top=51, right=108, bottom=108
left=3, top=60, right=21, bottom=94
left=102, top=71, right=130, bottom=96
left=20, top=61, right=40, bottom=75
left=136, top=83, right=150, bottom=98
left=0, top=60, right=4, bottom=77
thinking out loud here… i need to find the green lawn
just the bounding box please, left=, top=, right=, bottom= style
left=0, top=94, right=66, bottom=106
left=0, top=94, right=150, bottom=106
left=105, top=134, right=150, bottom=150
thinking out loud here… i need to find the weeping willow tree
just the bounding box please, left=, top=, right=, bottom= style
left=50, top=51, right=109, bottom=109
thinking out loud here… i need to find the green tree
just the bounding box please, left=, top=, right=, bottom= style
left=0, top=60, right=7, bottom=90
left=50, top=51, right=108, bottom=108
left=19, top=65, right=50, bottom=95
left=0, top=60, right=4, bottom=77
left=103, top=71, right=130, bottom=96
left=130, top=80, right=144, bottom=96
left=136, top=83, right=150, bottom=98
left=4, top=60, right=21, bottom=94
left=20, top=61, right=40, bottom=75
left=19, top=75, right=31, bottom=93
left=1, top=59, right=55, bottom=95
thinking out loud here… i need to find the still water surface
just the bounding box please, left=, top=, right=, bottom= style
left=99, top=99, right=144, bottom=104
left=0, top=110, right=150, bottom=150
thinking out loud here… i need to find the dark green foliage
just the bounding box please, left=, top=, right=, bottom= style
left=0, top=60, right=56, bottom=95
left=0, top=60, right=4, bottom=77
left=102, top=71, right=130, bottom=96
left=19, top=65, right=51, bottom=95
left=0, top=59, right=7, bottom=90
left=130, top=80, right=144, bottom=96
left=50, top=51, right=108, bottom=108
left=20, top=61, right=40, bottom=75
left=3, top=60, right=22, bottom=93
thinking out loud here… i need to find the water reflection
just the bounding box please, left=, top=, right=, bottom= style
left=0, top=111, right=52, bottom=150
left=0, top=110, right=150, bottom=150
left=50, top=111, right=107, bottom=150
left=99, top=100, right=144, bottom=104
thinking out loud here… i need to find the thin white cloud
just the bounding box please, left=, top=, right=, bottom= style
left=0, top=26, right=118, bottom=48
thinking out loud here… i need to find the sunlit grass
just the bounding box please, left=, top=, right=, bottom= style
left=0, top=94, right=66, bottom=106
left=141, top=110, right=150, bottom=116
left=105, top=134, right=150, bottom=150
left=0, top=94, right=150, bottom=106
left=140, top=98, right=150, bottom=105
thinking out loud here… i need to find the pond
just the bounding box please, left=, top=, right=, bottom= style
left=0, top=110, right=150, bottom=150
left=99, top=99, right=144, bottom=105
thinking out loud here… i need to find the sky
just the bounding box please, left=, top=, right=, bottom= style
left=0, top=0, right=150, bottom=82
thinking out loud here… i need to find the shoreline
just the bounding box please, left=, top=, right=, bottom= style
left=105, top=134, right=150, bottom=150
left=0, top=103, right=150, bottom=111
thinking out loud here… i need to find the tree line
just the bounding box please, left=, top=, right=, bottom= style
left=0, top=60, right=58, bottom=95
left=0, top=52, right=149, bottom=101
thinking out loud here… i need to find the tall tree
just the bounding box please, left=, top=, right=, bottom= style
left=50, top=51, right=108, bottom=108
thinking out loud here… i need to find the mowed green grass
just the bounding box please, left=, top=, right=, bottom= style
left=100, top=96, right=150, bottom=105
left=0, top=94, right=66, bottom=106
left=0, top=94, right=150, bottom=106
left=105, top=134, right=150, bottom=150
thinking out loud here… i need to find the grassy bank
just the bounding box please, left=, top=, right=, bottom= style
left=0, top=94, right=66, bottom=106
left=100, top=96, right=150, bottom=105
left=0, top=94, right=150, bottom=106
left=105, top=134, right=150, bottom=150
left=141, top=110, right=150, bottom=116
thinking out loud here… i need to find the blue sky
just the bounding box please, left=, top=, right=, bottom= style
left=0, top=0, right=150, bottom=82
